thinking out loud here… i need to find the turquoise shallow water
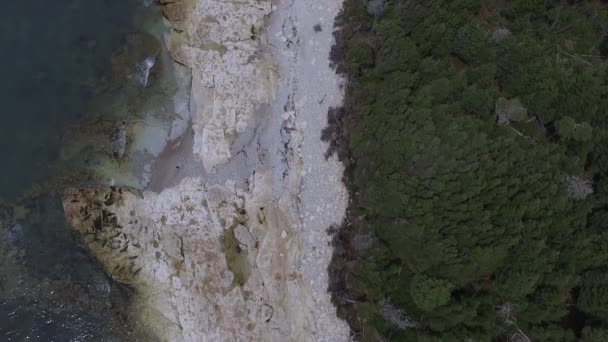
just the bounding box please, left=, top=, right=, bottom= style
left=0, top=1, right=159, bottom=340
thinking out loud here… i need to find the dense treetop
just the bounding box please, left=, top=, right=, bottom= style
left=328, top=0, right=608, bottom=340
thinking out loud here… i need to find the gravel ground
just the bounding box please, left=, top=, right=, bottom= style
left=265, top=0, right=352, bottom=340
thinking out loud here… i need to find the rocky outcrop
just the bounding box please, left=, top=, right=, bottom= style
left=162, top=0, right=278, bottom=172
left=63, top=170, right=315, bottom=341
left=62, top=0, right=351, bottom=339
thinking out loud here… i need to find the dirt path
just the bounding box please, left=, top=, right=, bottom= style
left=264, top=0, right=351, bottom=339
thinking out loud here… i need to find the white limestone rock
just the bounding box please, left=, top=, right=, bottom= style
left=164, top=0, right=278, bottom=172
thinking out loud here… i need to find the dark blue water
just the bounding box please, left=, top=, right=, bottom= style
left=0, top=1, right=136, bottom=198
left=0, top=1, right=148, bottom=340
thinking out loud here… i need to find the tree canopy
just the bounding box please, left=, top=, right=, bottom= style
left=328, top=0, right=608, bottom=340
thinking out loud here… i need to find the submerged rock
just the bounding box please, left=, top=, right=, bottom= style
left=110, top=121, right=127, bottom=159
left=135, top=53, right=158, bottom=87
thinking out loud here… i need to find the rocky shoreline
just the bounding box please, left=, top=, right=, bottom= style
left=0, top=1, right=161, bottom=340
left=61, top=0, right=351, bottom=340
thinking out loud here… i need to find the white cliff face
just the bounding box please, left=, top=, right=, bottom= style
left=165, top=0, right=278, bottom=172
left=63, top=0, right=350, bottom=339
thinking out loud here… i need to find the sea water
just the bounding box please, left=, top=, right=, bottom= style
left=0, top=1, right=174, bottom=340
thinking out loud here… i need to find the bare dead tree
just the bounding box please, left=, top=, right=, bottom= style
left=497, top=302, right=532, bottom=342
left=563, top=175, right=594, bottom=200
left=365, top=0, right=387, bottom=17
left=378, top=297, right=418, bottom=330
left=491, top=27, right=512, bottom=44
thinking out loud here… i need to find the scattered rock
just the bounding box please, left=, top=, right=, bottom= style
left=234, top=224, right=253, bottom=249
left=261, top=303, right=274, bottom=322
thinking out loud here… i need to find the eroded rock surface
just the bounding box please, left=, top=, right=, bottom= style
left=63, top=0, right=350, bottom=339
left=63, top=171, right=316, bottom=341
left=164, top=0, right=278, bottom=172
